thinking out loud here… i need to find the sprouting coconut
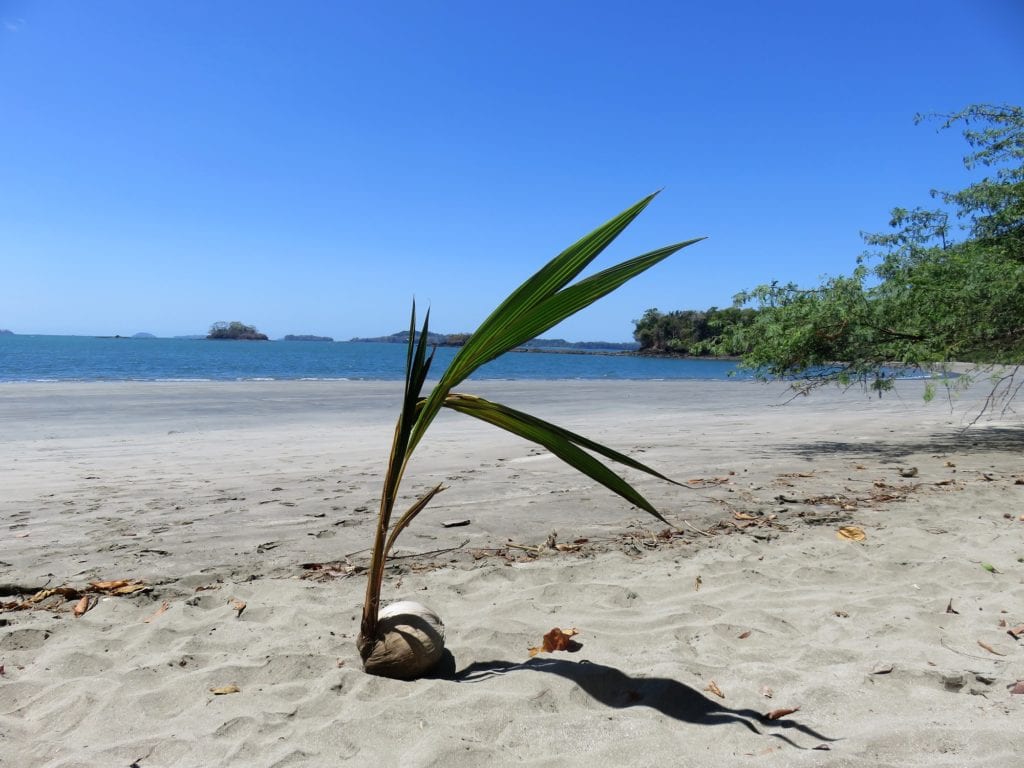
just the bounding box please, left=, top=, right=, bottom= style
left=357, top=193, right=703, bottom=679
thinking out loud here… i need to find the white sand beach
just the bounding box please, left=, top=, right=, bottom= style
left=1, top=379, right=1022, bottom=767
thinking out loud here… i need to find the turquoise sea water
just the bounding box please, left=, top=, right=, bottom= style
left=0, top=335, right=746, bottom=382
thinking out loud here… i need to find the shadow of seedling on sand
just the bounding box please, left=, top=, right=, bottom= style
left=453, top=658, right=836, bottom=749
left=779, top=425, right=1024, bottom=462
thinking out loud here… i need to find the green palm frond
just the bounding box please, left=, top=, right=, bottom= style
left=360, top=193, right=703, bottom=649
left=442, top=393, right=675, bottom=524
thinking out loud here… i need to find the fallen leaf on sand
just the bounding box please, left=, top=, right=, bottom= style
left=977, top=640, right=1007, bottom=656
left=837, top=526, right=866, bottom=542
left=210, top=685, right=241, bottom=695
left=1010, top=681, right=1024, bottom=695
left=90, top=580, right=149, bottom=595
left=704, top=680, right=725, bottom=699
left=143, top=601, right=170, bottom=623
left=1007, top=624, right=1024, bottom=640
left=229, top=598, right=246, bottom=617
left=738, top=630, right=752, bottom=640
left=528, top=628, right=581, bottom=657
left=72, top=596, right=94, bottom=617
left=945, top=599, right=959, bottom=615
left=694, top=575, right=702, bottom=592
left=981, top=563, right=1000, bottom=573
left=766, top=706, right=801, bottom=720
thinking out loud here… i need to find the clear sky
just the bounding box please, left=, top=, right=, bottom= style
left=2, top=1, right=1022, bottom=341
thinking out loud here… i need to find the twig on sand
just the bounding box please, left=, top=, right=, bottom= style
left=682, top=519, right=714, bottom=537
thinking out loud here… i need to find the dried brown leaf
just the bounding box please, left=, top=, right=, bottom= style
left=837, top=526, right=866, bottom=542
left=766, top=706, right=801, bottom=720
left=210, top=684, right=240, bottom=695
left=1010, top=680, right=1024, bottom=695
left=72, top=595, right=94, bottom=617
left=143, top=601, right=170, bottom=624
left=694, top=575, right=702, bottom=592
left=1007, top=624, right=1024, bottom=640
left=945, top=599, right=959, bottom=615
left=229, top=598, right=246, bottom=617
left=977, top=640, right=1007, bottom=656
left=738, top=630, right=752, bottom=640
left=528, top=627, right=581, bottom=657
left=704, top=680, right=725, bottom=699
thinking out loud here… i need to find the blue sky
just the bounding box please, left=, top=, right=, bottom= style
left=2, top=1, right=1022, bottom=341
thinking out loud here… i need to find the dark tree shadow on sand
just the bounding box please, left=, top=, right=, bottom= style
left=448, top=658, right=836, bottom=750
left=776, top=425, right=1024, bottom=463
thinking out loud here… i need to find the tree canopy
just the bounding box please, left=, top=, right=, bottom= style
left=633, top=306, right=757, bottom=355
left=718, top=104, right=1023, bottom=416
left=207, top=321, right=268, bottom=340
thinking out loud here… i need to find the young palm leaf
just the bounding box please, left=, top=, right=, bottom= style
left=357, top=193, right=704, bottom=678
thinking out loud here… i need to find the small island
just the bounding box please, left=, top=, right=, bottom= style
left=207, top=321, right=269, bottom=341
left=132, top=332, right=156, bottom=339
left=283, top=334, right=334, bottom=342
left=0, top=329, right=13, bottom=336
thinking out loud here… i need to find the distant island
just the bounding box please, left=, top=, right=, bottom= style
left=132, top=332, right=156, bottom=339
left=349, top=330, right=638, bottom=352
left=282, top=334, right=334, bottom=342
left=207, top=321, right=269, bottom=341
left=0, top=329, right=13, bottom=336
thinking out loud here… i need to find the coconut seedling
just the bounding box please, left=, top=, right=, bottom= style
left=357, top=193, right=703, bottom=679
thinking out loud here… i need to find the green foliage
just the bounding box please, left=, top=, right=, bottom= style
left=719, top=104, right=1023, bottom=410
left=632, top=306, right=757, bottom=355
left=359, top=194, right=702, bottom=670
left=207, top=321, right=268, bottom=340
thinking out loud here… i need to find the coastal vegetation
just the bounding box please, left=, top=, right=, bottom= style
left=649, top=104, right=1023, bottom=414
left=632, top=306, right=757, bottom=355
left=207, top=321, right=269, bottom=341
left=358, top=193, right=701, bottom=679
left=283, top=334, right=334, bottom=342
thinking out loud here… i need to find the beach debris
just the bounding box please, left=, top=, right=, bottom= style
left=704, top=680, right=725, bottom=699
left=833, top=609, right=850, bottom=618
left=837, top=525, right=866, bottom=542
left=143, top=601, right=170, bottom=623
left=945, top=461, right=956, bottom=467
left=760, top=686, right=774, bottom=698
left=72, top=595, right=96, bottom=617
left=981, top=472, right=1000, bottom=481
left=528, top=627, right=581, bottom=657
left=300, top=561, right=361, bottom=581
left=687, top=476, right=732, bottom=487
left=694, top=574, right=703, bottom=591
left=738, top=630, right=752, bottom=639
left=90, top=579, right=149, bottom=596
left=899, top=467, right=918, bottom=478
left=981, top=563, right=1000, bottom=573
left=441, top=518, right=471, bottom=528
left=1007, top=623, right=1024, bottom=640
left=2, top=579, right=151, bottom=615
left=229, top=598, right=247, bottom=617
left=977, top=640, right=1007, bottom=656
left=765, top=706, right=801, bottom=720
left=945, top=599, right=959, bottom=615
left=1010, top=681, right=1024, bottom=695
left=210, top=684, right=241, bottom=695
left=871, top=662, right=895, bottom=675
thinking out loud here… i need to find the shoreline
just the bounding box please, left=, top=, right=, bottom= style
left=2, top=379, right=1022, bottom=766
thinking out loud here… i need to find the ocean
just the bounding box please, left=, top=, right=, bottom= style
left=0, top=335, right=747, bottom=382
